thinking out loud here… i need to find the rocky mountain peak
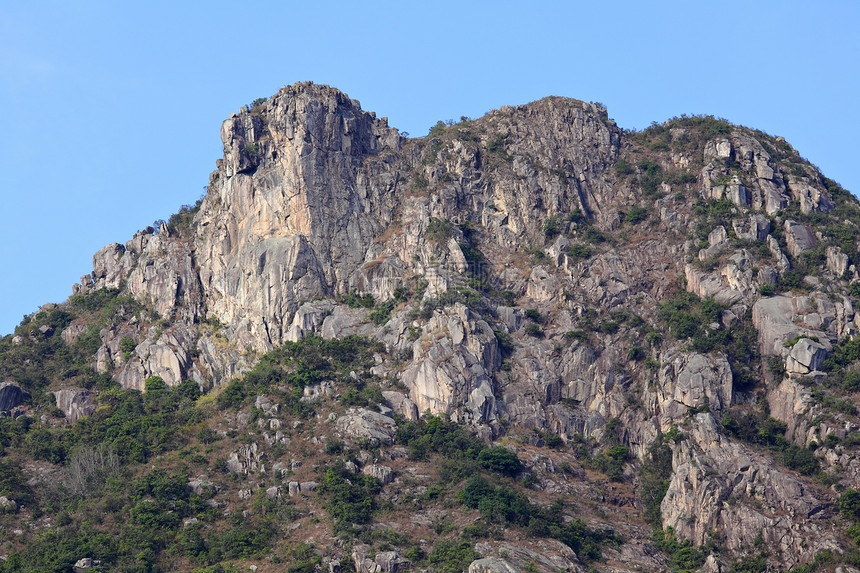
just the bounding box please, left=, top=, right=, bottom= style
left=7, top=82, right=860, bottom=570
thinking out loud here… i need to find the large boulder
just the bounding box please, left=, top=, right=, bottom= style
left=469, top=557, right=520, bottom=573
left=53, top=389, right=96, bottom=423
left=0, top=382, right=29, bottom=411
left=336, top=408, right=397, bottom=445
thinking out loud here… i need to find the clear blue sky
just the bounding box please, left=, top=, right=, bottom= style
left=1, top=1, right=858, bottom=334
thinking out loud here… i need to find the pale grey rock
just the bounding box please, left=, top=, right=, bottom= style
left=352, top=256, right=406, bottom=302
left=473, top=540, right=585, bottom=573
left=53, top=389, right=95, bottom=423
left=374, top=551, right=410, bottom=573
left=286, top=300, right=335, bottom=342
left=766, top=235, right=791, bottom=273
left=351, top=544, right=409, bottom=573
left=226, top=443, right=265, bottom=474
left=60, top=320, right=89, bottom=346
left=254, top=394, right=279, bottom=416
left=661, top=413, right=838, bottom=565
left=0, top=496, right=17, bottom=513
left=527, top=266, right=560, bottom=302
left=336, top=408, right=397, bottom=445
left=784, top=220, right=817, bottom=258
left=785, top=337, right=830, bottom=375
left=827, top=246, right=850, bottom=277
left=186, top=476, right=218, bottom=497
left=684, top=264, right=742, bottom=304
left=725, top=179, right=751, bottom=206
left=468, top=557, right=520, bottom=573
left=698, top=226, right=728, bottom=260
left=646, top=348, right=733, bottom=420
left=732, top=214, right=770, bottom=241
left=362, top=464, right=394, bottom=485
left=320, top=306, right=374, bottom=340
left=496, top=306, right=522, bottom=332
left=299, top=481, right=318, bottom=492
left=381, top=391, right=419, bottom=421
left=752, top=295, right=829, bottom=358
left=787, top=176, right=833, bottom=215
left=73, top=558, right=102, bottom=572
left=757, top=266, right=778, bottom=286
left=702, top=554, right=724, bottom=572
left=401, top=304, right=499, bottom=423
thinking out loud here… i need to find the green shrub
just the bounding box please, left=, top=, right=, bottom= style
left=477, top=446, right=522, bottom=476
left=599, top=321, right=619, bottom=334
left=614, top=159, right=634, bottom=176
left=568, top=243, right=592, bottom=259
left=524, top=323, right=544, bottom=338
left=627, top=346, right=645, bottom=361
left=428, top=540, right=481, bottom=573
left=640, top=440, right=673, bottom=527
left=320, top=461, right=381, bottom=531
left=841, top=489, right=860, bottom=522
left=653, top=528, right=706, bottom=572
left=120, top=336, right=137, bottom=360
left=524, top=309, right=543, bottom=323
left=543, top=216, right=563, bottom=240
left=625, top=206, right=648, bottom=225
left=428, top=120, right=447, bottom=138
left=426, top=217, right=453, bottom=242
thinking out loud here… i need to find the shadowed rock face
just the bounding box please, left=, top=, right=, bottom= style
left=67, top=81, right=860, bottom=569
left=0, top=382, right=28, bottom=411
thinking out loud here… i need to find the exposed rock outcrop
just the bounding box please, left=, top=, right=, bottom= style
left=51, top=82, right=858, bottom=569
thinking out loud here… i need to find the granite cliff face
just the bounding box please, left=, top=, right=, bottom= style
left=56, top=82, right=860, bottom=570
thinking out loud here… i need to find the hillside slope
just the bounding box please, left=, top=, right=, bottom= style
left=1, top=82, right=860, bottom=572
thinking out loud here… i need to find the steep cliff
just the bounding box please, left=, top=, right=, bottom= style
left=4, top=81, right=860, bottom=571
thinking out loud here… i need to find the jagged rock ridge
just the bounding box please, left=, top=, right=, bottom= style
left=53, top=81, right=860, bottom=570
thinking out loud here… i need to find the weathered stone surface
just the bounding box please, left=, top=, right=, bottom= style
left=698, top=226, right=728, bottom=260
left=362, top=464, right=394, bottom=485
left=226, top=443, right=265, bottom=474
left=73, top=558, right=103, bottom=572
left=661, top=413, right=838, bottom=564
left=60, top=320, right=89, bottom=346
left=473, top=540, right=585, bottom=573
left=767, top=235, right=791, bottom=273
left=56, top=82, right=855, bottom=568
left=401, top=304, right=499, bottom=424
left=53, top=389, right=96, bottom=423
left=186, top=476, right=219, bottom=497
left=784, top=220, right=817, bottom=258
left=381, top=391, right=418, bottom=421
left=827, top=245, right=850, bottom=277
left=336, top=408, right=397, bottom=445
left=0, top=382, right=29, bottom=411
left=785, top=337, right=829, bottom=375
left=468, top=557, right=520, bottom=573
left=351, top=544, right=410, bottom=573
left=732, top=214, right=770, bottom=241
left=0, top=496, right=17, bottom=513
left=752, top=295, right=829, bottom=357
left=646, top=348, right=733, bottom=420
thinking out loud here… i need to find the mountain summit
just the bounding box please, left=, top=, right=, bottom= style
left=2, top=81, right=859, bottom=571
